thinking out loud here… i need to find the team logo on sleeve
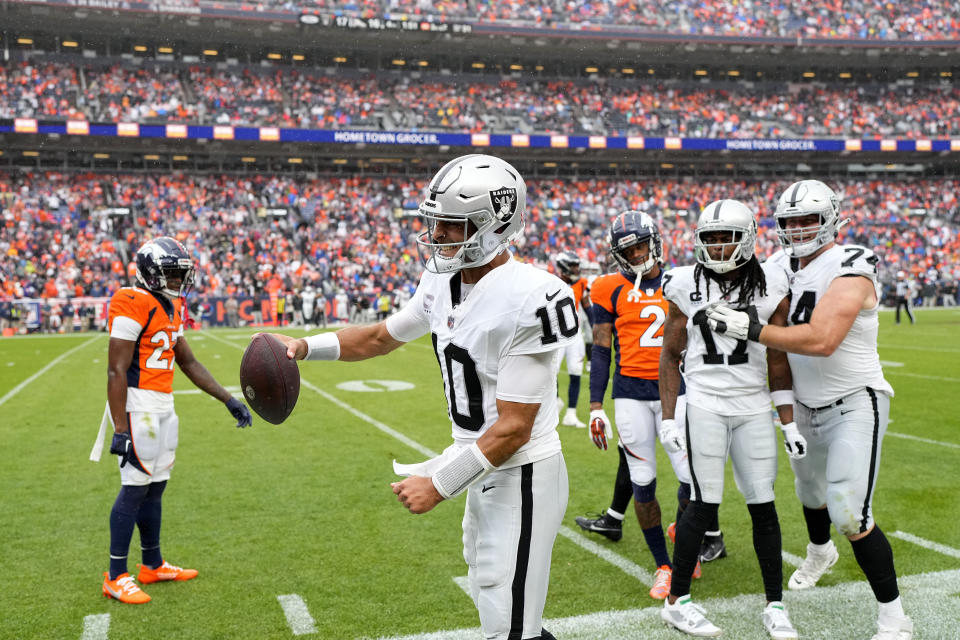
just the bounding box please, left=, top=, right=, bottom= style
left=489, top=187, right=518, bottom=222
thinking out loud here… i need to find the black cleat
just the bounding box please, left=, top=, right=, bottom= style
left=539, top=629, right=557, bottom=640
left=700, top=533, right=727, bottom=562
left=574, top=513, right=623, bottom=542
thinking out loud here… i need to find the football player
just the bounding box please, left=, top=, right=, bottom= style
left=102, top=237, right=251, bottom=604
left=575, top=211, right=710, bottom=600
left=660, top=200, right=799, bottom=638
left=554, top=250, right=592, bottom=428
left=707, top=181, right=912, bottom=640
left=893, top=271, right=914, bottom=325
left=270, top=154, right=575, bottom=640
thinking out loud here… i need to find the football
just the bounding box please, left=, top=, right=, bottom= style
left=239, top=333, right=300, bottom=425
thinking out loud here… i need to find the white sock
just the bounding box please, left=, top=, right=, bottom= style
left=810, top=540, right=834, bottom=553
left=606, top=509, right=625, bottom=521
left=705, top=530, right=721, bottom=537
left=878, top=597, right=906, bottom=620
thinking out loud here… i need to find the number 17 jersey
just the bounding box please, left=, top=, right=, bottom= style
left=662, top=263, right=790, bottom=415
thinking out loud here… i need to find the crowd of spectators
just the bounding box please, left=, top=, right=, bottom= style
left=4, top=60, right=960, bottom=139
left=36, top=0, right=959, bottom=41
left=2, top=170, right=958, bottom=333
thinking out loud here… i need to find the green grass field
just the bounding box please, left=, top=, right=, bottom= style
left=1, top=309, right=958, bottom=639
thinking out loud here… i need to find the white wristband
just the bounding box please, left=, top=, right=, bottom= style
left=304, top=332, right=341, bottom=361
left=431, top=442, right=495, bottom=499
left=770, top=390, right=795, bottom=408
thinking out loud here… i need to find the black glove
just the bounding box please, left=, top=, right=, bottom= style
left=226, top=397, right=252, bottom=428
left=110, top=432, right=132, bottom=468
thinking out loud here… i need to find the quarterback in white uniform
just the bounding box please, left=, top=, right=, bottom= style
left=660, top=200, right=800, bottom=639
left=272, top=154, right=574, bottom=640
left=708, top=180, right=912, bottom=640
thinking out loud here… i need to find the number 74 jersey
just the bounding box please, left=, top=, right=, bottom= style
left=662, top=263, right=790, bottom=414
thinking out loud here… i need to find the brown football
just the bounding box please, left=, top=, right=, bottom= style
left=239, top=334, right=300, bottom=425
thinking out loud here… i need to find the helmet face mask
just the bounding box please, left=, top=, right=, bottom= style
left=775, top=180, right=841, bottom=257
left=135, top=237, right=196, bottom=298
left=694, top=200, right=757, bottom=274
left=416, top=154, right=526, bottom=274
left=608, top=211, right=662, bottom=277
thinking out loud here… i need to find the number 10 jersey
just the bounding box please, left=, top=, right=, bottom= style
left=389, top=258, right=579, bottom=468
left=662, top=262, right=790, bottom=415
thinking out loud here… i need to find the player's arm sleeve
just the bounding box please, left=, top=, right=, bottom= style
left=496, top=351, right=555, bottom=403
left=835, top=246, right=880, bottom=282
left=385, top=285, right=430, bottom=342
left=507, top=283, right=577, bottom=356
left=110, top=316, right=142, bottom=341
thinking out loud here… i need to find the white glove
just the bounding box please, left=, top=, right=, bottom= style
left=780, top=422, right=807, bottom=459
left=659, top=418, right=686, bottom=454
left=589, top=409, right=614, bottom=450
left=705, top=304, right=762, bottom=342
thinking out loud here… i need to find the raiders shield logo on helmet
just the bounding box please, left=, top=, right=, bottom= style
left=489, top=187, right=518, bottom=222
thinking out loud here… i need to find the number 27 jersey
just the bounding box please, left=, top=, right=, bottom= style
left=663, top=263, right=790, bottom=414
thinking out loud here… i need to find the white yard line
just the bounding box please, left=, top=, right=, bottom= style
left=79, top=614, right=110, bottom=640
left=277, top=594, right=318, bottom=636
left=557, top=526, right=654, bottom=585
left=375, top=568, right=960, bottom=640
left=879, top=343, right=960, bottom=353
left=452, top=576, right=471, bottom=598
left=890, top=531, right=960, bottom=560
left=0, top=335, right=100, bottom=408
left=886, top=431, right=960, bottom=450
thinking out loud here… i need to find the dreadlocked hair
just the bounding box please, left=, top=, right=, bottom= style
left=693, top=256, right=767, bottom=308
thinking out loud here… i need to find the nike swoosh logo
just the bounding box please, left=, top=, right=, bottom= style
left=125, top=294, right=135, bottom=299
left=546, top=290, right=561, bottom=301
left=840, top=409, right=853, bottom=415
left=481, top=485, right=495, bottom=493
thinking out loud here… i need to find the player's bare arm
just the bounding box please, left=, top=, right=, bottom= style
left=174, top=337, right=233, bottom=403
left=765, top=296, right=795, bottom=426
left=391, top=399, right=539, bottom=515
left=267, top=322, right=404, bottom=362
left=107, top=337, right=136, bottom=433
left=760, top=275, right=875, bottom=357
left=659, top=302, right=687, bottom=421
left=589, top=321, right=613, bottom=411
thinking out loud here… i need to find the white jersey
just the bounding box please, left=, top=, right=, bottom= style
left=391, top=258, right=578, bottom=468
left=663, top=262, right=790, bottom=415
left=768, top=245, right=894, bottom=407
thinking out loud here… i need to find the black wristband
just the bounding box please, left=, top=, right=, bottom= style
left=747, top=320, right=763, bottom=342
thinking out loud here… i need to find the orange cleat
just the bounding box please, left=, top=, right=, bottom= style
left=693, top=559, right=702, bottom=579
left=102, top=572, right=151, bottom=604
left=650, top=565, right=672, bottom=600
left=136, top=561, right=198, bottom=584
left=667, top=521, right=676, bottom=544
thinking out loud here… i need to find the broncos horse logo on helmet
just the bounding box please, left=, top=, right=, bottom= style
left=135, top=237, right=196, bottom=298
left=608, top=211, right=662, bottom=277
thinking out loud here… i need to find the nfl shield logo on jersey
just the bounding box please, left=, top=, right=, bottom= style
left=489, top=187, right=518, bottom=222
left=447, top=315, right=455, bottom=329
left=646, top=288, right=655, bottom=296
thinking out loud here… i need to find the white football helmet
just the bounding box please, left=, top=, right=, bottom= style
left=774, top=180, right=841, bottom=257
left=694, top=199, right=757, bottom=274
left=416, top=154, right=526, bottom=274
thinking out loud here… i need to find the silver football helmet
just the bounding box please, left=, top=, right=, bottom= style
left=774, top=180, right=841, bottom=257
left=416, top=154, right=526, bottom=274
left=694, top=199, right=757, bottom=274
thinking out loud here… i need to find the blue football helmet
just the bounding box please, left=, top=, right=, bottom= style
left=135, top=237, right=195, bottom=298
left=608, top=211, right=662, bottom=276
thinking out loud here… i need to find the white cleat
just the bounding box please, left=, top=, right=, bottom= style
left=788, top=540, right=839, bottom=590
left=763, top=601, right=798, bottom=639
left=562, top=408, right=586, bottom=428
left=661, top=595, right=722, bottom=637
left=871, top=614, right=913, bottom=640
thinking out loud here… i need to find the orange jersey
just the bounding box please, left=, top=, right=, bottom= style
left=590, top=271, right=667, bottom=380
left=108, top=287, right=183, bottom=393
left=569, top=277, right=589, bottom=310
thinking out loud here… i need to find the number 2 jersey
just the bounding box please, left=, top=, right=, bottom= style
left=663, top=262, right=790, bottom=415
left=590, top=271, right=670, bottom=400
left=767, top=244, right=893, bottom=407
left=386, top=258, right=578, bottom=469
left=108, top=286, right=183, bottom=413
